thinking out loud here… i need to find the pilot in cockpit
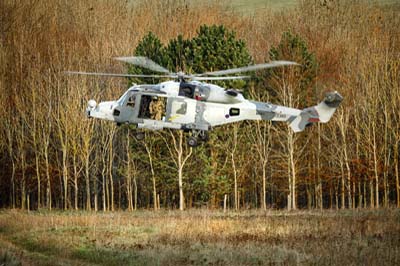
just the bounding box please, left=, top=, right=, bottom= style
left=127, top=95, right=135, bottom=108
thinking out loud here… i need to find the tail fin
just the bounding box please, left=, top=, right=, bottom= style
left=289, top=91, right=343, bottom=132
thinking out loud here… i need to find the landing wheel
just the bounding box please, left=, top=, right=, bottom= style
left=187, top=136, right=199, bottom=147
left=135, top=132, right=145, bottom=141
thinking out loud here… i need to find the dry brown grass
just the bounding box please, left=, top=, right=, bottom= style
left=0, top=209, right=399, bottom=265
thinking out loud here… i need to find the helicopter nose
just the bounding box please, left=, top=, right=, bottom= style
left=86, top=99, right=97, bottom=117
left=88, top=99, right=97, bottom=109
left=86, top=101, right=116, bottom=121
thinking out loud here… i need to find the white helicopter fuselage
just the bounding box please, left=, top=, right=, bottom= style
left=86, top=80, right=343, bottom=133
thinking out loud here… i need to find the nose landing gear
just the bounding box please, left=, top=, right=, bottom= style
left=187, top=130, right=209, bottom=147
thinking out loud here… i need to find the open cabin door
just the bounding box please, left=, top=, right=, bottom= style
left=138, top=95, right=167, bottom=121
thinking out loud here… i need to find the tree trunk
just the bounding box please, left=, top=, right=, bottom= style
left=152, top=176, right=157, bottom=210
left=262, top=161, right=267, bottom=210
left=230, top=125, right=239, bottom=211
left=231, top=152, right=238, bottom=211
left=99, top=138, right=108, bottom=211
left=346, top=159, right=352, bottom=209
left=85, top=153, right=91, bottom=211
left=288, top=130, right=296, bottom=210
left=62, top=146, right=68, bottom=210
left=144, top=140, right=158, bottom=210
left=72, top=154, right=78, bottom=210
left=383, top=105, right=390, bottom=208
left=106, top=172, right=110, bottom=211
left=335, top=187, right=339, bottom=210
left=31, top=87, right=41, bottom=209
left=126, top=131, right=133, bottom=212
left=94, top=176, right=98, bottom=212
left=363, top=180, right=367, bottom=209
left=340, top=158, right=345, bottom=209
left=5, top=123, right=16, bottom=208
left=109, top=133, right=114, bottom=211
left=370, top=180, right=374, bottom=208
left=395, top=140, right=400, bottom=208
left=102, top=167, right=106, bottom=212
left=358, top=182, right=362, bottom=209
left=134, top=176, right=137, bottom=211
left=11, top=160, right=16, bottom=209
left=35, top=152, right=41, bottom=209
left=21, top=152, right=26, bottom=210
left=329, top=184, right=333, bottom=209
left=178, top=165, right=185, bottom=211
left=352, top=182, right=356, bottom=209
left=372, top=125, right=379, bottom=208
left=317, top=124, right=323, bottom=210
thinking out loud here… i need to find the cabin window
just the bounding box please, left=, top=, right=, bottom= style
left=176, top=102, right=187, bottom=115
left=229, top=108, right=240, bottom=116
left=179, top=83, right=196, bottom=98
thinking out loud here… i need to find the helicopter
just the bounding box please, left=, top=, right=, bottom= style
left=67, top=56, right=343, bottom=147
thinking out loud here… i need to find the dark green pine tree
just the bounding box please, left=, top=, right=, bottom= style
left=267, top=31, right=318, bottom=106
left=190, top=25, right=252, bottom=89
left=129, top=25, right=253, bottom=89
left=128, top=32, right=168, bottom=85
left=164, top=34, right=194, bottom=73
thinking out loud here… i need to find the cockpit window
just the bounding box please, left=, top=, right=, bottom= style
left=127, top=95, right=135, bottom=108
left=117, top=89, right=138, bottom=106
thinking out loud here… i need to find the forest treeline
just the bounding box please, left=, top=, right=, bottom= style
left=0, top=0, right=399, bottom=211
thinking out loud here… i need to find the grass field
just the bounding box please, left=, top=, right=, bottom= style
left=224, top=0, right=297, bottom=13
left=211, top=0, right=400, bottom=14
left=0, top=209, right=399, bottom=265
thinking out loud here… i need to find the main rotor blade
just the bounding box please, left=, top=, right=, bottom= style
left=202, top=61, right=299, bottom=76
left=65, top=71, right=251, bottom=81
left=191, top=75, right=251, bottom=81
left=64, top=71, right=175, bottom=78
left=114, top=56, right=170, bottom=74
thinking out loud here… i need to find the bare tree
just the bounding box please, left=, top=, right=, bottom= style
left=337, top=109, right=352, bottom=208
left=144, top=132, right=159, bottom=210
left=41, top=74, right=54, bottom=210
left=248, top=109, right=272, bottom=211
left=4, top=116, right=16, bottom=208
left=15, top=119, right=27, bottom=209
left=125, top=128, right=134, bottom=211
left=230, top=124, right=239, bottom=210
left=108, top=125, right=117, bottom=211
left=162, top=130, right=193, bottom=210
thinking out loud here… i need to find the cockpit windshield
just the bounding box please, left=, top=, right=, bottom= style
left=117, top=89, right=137, bottom=106
left=117, top=91, right=129, bottom=105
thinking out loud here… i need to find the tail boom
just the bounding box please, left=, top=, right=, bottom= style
left=289, top=91, right=343, bottom=132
